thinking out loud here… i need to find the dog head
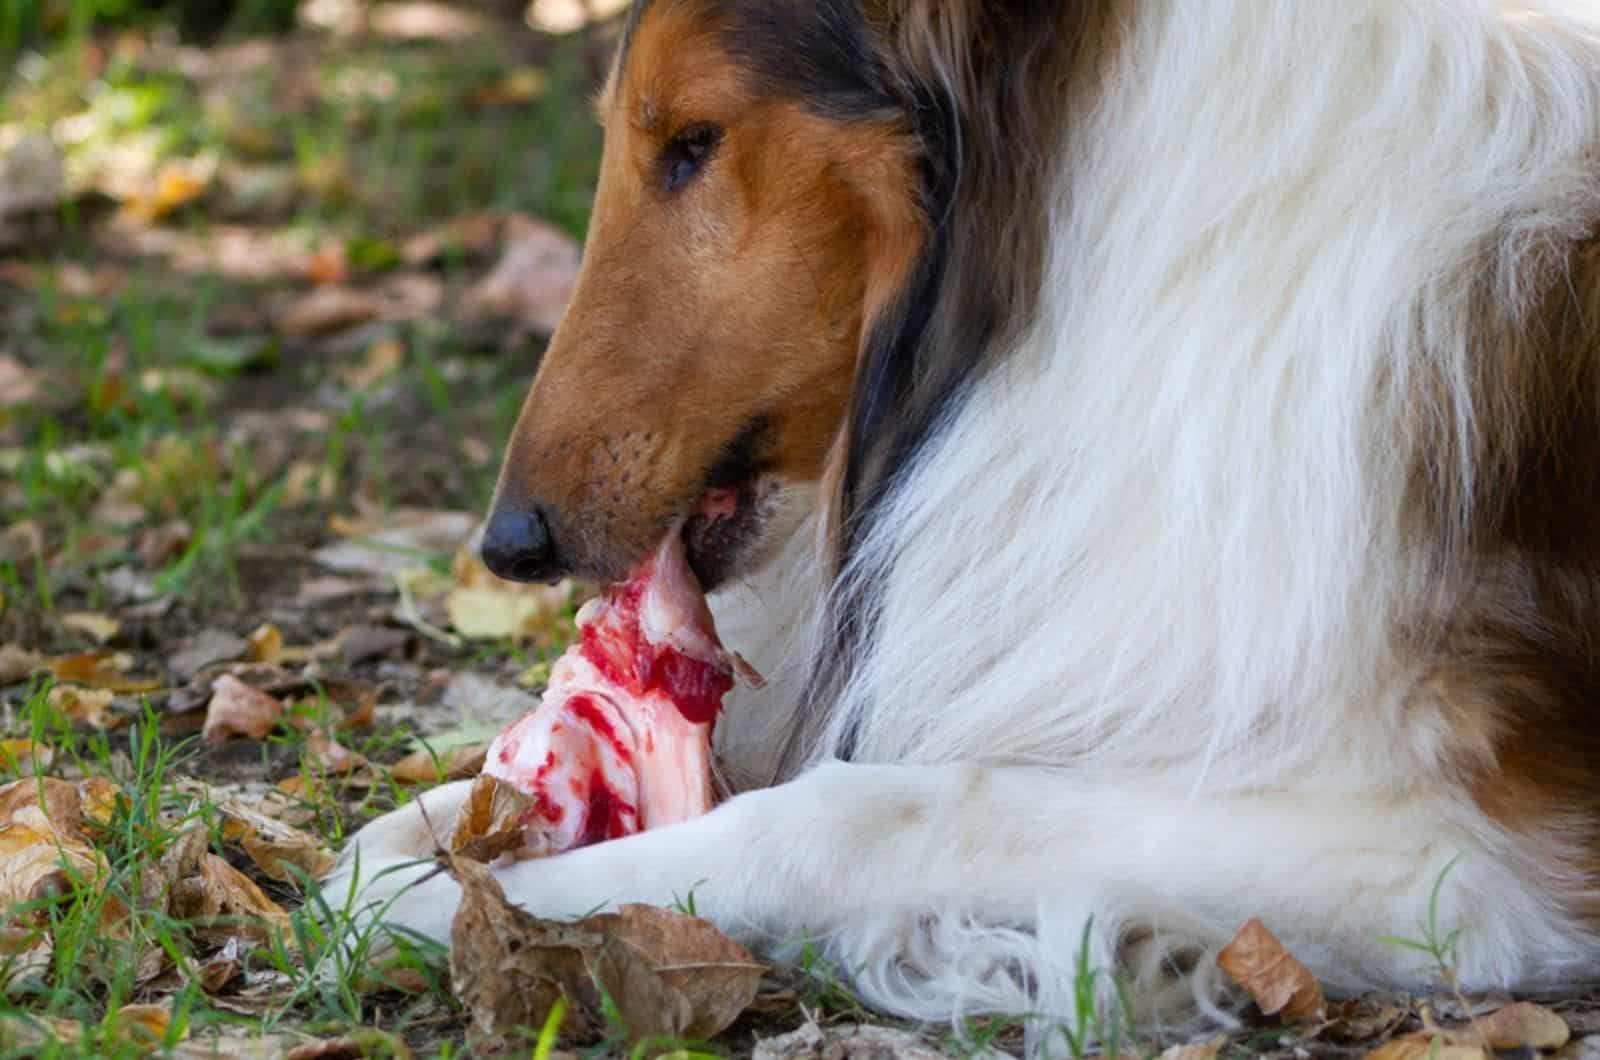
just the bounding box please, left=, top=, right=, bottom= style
left=481, top=0, right=926, bottom=590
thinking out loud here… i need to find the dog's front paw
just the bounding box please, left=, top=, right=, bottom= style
left=316, top=780, right=476, bottom=949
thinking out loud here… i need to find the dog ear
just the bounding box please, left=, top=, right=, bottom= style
left=781, top=1, right=1114, bottom=775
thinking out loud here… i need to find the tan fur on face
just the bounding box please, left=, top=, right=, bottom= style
left=493, top=1, right=922, bottom=581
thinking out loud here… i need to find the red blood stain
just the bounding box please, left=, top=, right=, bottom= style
left=568, top=695, right=634, bottom=764
left=577, top=571, right=733, bottom=728
left=579, top=768, right=636, bottom=846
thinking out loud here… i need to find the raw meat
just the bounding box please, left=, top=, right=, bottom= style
left=451, top=533, right=756, bottom=861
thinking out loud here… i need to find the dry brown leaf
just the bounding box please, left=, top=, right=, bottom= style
left=448, top=772, right=538, bottom=862
left=1217, top=918, right=1326, bottom=1024
left=245, top=623, right=284, bottom=664
left=302, top=240, right=349, bottom=286
left=210, top=797, right=338, bottom=884
left=170, top=852, right=291, bottom=943
left=447, top=856, right=762, bottom=1043
left=457, top=213, right=580, bottom=335
left=339, top=337, right=405, bottom=390
left=136, top=519, right=192, bottom=567
left=448, top=856, right=599, bottom=1041
left=77, top=777, right=123, bottom=835
left=1362, top=1033, right=1487, bottom=1060
left=168, top=629, right=249, bottom=681
left=0, top=644, right=42, bottom=685
left=47, top=684, right=116, bottom=729
left=589, top=903, right=767, bottom=1040
left=122, top=160, right=211, bottom=222
left=1159, top=1038, right=1226, bottom=1060
left=276, top=286, right=382, bottom=338
left=391, top=742, right=487, bottom=784
left=445, top=586, right=568, bottom=642
left=111, top=1002, right=181, bottom=1048
left=202, top=674, right=285, bottom=744
left=0, top=740, right=52, bottom=777
left=282, top=1028, right=415, bottom=1059
left=752, top=1023, right=950, bottom=1060
left=401, top=210, right=501, bottom=267
left=198, top=936, right=246, bottom=993
left=50, top=651, right=162, bottom=693
left=446, top=532, right=579, bottom=642
left=1324, top=997, right=1409, bottom=1043
left=304, top=731, right=365, bottom=775
left=1478, top=1001, right=1570, bottom=1051
left=0, top=807, right=111, bottom=937
left=60, top=611, right=120, bottom=644
left=313, top=508, right=476, bottom=576
left=0, top=778, right=84, bottom=835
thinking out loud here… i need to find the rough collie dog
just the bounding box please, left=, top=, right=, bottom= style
left=330, top=0, right=1600, bottom=1044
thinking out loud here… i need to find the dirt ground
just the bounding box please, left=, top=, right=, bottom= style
left=3, top=2, right=1600, bottom=1057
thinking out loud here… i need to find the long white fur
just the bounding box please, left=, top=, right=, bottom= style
left=330, top=1, right=1600, bottom=1051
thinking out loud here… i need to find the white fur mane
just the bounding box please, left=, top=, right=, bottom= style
left=716, top=0, right=1600, bottom=1032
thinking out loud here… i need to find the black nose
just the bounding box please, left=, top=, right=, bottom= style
left=480, top=504, right=560, bottom=583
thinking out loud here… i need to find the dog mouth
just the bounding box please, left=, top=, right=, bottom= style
left=679, top=418, right=776, bottom=590
left=681, top=475, right=777, bottom=590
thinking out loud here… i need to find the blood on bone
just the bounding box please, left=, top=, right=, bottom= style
left=480, top=534, right=740, bottom=856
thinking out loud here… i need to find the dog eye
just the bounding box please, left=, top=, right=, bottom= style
left=662, top=123, right=723, bottom=192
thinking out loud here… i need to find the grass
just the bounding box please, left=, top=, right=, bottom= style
left=0, top=5, right=605, bottom=1054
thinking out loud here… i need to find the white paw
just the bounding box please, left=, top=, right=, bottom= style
left=315, top=780, right=476, bottom=951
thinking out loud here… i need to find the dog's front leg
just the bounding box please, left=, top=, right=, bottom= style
left=333, top=760, right=1544, bottom=1029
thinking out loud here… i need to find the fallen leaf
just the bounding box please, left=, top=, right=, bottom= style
left=282, top=1028, right=414, bottom=1059
left=448, top=856, right=762, bottom=1043
left=1362, top=1034, right=1487, bottom=1060
left=752, top=1024, right=950, bottom=1060
left=245, top=623, right=283, bottom=664
left=401, top=210, right=500, bottom=267
left=169, top=629, right=250, bottom=681
left=302, top=240, right=349, bottom=286
left=448, top=773, right=538, bottom=862
left=589, top=903, right=767, bottom=1040
left=391, top=742, right=487, bottom=784
left=76, top=777, right=123, bottom=834
left=0, top=356, right=41, bottom=407
left=1217, top=918, right=1326, bottom=1025
left=136, top=519, right=192, bottom=567
left=88, top=495, right=147, bottom=529
left=1325, top=997, right=1409, bottom=1042
left=201, top=674, right=285, bottom=743
left=1478, top=1001, right=1570, bottom=1051
left=198, top=936, right=246, bottom=993
left=1159, top=1038, right=1226, bottom=1060
left=0, top=778, right=84, bottom=834
left=465, top=67, right=548, bottom=108
left=276, top=286, right=382, bottom=338
left=339, top=336, right=404, bottom=389
left=0, top=133, right=65, bottom=224
left=169, top=852, right=291, bottom=943
left=0, top=644, right=41, bottom=685
left=60, top=612, right=120, bottom=644
left=445, top=585, right=569, bottom=642
left=312, top=508, right=476, bottom=576
left=0, top=740, right=52, bottom=777
left=50, top=651, right=162, bottom=693
left=448, top=856, right=598, bottom=1040
left=304, top=731, right=365, bottom=775
left=210, top=794, right=338, bottom=884
left=110, top=1002, right=181, bottom=1048
left=46, top=685, right=116, bottom=729
left=122, top=159, right=213, bottom=222
left=336, top=625, right=413, bottom=666
left=457, top=214, right=580, bottom=335
left=0, top=806, right=113, bottom=943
